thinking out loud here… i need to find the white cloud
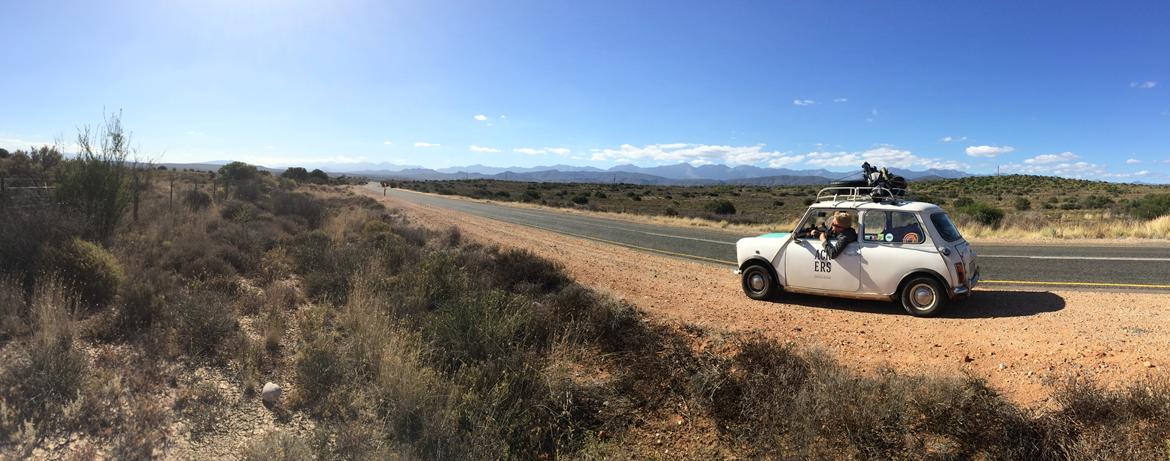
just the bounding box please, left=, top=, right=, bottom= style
left=833, top=97, right=848, bottom=103
left=1023, top=152, right=1078, bottom=164
left=1130, top=81, right=1157, bottom=89
left=469, top=145, right=500, bottom=153
left=793, top=99, right=816, bottom=106
left=500, top=115, right=507, bottom=119
left=591, top=143, right=803, bottom=167
left=1134, top=170, right=1150, bottom=176
left=265, top=145, right=275, bottom=150
left=383, top=140, right=393, bottom=145
left=0, top=137, right=59, bottom=151
left=1126, top=158, right=1141, bottom=164
left=1001, top=161, right=1105, bottom=178
left=965, top=145, right=1015, bottom=157
left=473, top=114, right=488, bottom=121
left=803, top=146, right=966, bottom=170
left=414, top=142, right=440, bottom=148
left=940, top=136, right=967, bottom=143
left=512, top=146, right=570, bottom=156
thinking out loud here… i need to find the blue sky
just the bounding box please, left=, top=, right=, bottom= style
left=2, top=0, right=1168, bottom=180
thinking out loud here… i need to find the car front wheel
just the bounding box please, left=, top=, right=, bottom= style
left=900, top=276, right=947, bottom=317
left=741, top=264, right=778, bottom=300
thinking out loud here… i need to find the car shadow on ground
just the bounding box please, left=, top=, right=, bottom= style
left=771, top=290, right=1065, bottom=319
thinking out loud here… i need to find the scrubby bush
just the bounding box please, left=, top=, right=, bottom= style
left=1129, top=193, right=1170, bottom=219
left=280, top=167, right=309, bottom=182
left=273, top=191, right=325, bottom=228
left=705, top=199, right=737, bottom=215
left=953, top=196, right=975, bottom=208
left=958, top=202, right=1005, bottom=227
left=175, top=290, right=237, bottom=357
left=44, top=238, right=125, bottom=308
left=0, top=281, right=87, bottom=424
left=1013, top=197, right=1031, bottom=211
left=217, top=161, right=259, bottom=183
left=571, top=194, right=589, bottom=205
left=54, top=114, right=134, bottom=242
left=242, top=430, right=314, bottom=461
left=183, top=189, right=211, bottom=210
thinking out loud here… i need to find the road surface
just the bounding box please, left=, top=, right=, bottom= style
left=376, top=187, right=1170, bottom=291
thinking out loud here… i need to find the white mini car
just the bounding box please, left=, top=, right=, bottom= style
left=735, top=186, right=979, bottom=317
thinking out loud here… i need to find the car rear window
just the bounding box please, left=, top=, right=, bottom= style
left=930, top=212, right=963, bottom=242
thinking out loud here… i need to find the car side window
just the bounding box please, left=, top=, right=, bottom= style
left=795, top=208, right=859, bottom=237
left=862, top=211, right=926, bottom=244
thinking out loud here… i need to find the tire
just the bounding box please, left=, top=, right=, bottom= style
left=899, top=276, right=947, bottom=317
left=741, top=263, right=778, bottom=300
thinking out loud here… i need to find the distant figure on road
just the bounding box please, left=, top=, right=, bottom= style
left=811, top=212, right=858, bottom=259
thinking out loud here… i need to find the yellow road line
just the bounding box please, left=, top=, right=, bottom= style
left=982, top=279, right=1170, bottom=289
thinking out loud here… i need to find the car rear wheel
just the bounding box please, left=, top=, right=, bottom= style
left=900, top=276, right=946, bottom=317
left=741, top=264, right=778, bottom=300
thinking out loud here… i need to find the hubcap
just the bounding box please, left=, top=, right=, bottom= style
left=749, top=273, right=766, bottom=292
left=911, top=284, right=935, bottom=309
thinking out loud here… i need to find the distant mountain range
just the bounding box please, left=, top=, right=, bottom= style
left=161, top=161, right=970, bottom=186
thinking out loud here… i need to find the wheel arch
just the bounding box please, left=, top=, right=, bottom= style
left=740, top=257, right=781, bottom=287
left=896, top=269, right=950, bottom=298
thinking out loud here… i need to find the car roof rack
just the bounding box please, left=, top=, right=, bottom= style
left=815, top=186, right=907, bottom=203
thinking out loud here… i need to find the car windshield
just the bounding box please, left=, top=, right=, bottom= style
left=930, top=212, right=964, bottom=242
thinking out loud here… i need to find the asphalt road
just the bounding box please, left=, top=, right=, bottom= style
left=378, top=187, right=1170, bottom=292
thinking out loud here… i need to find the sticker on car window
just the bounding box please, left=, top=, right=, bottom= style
left=884, top=233, right=893, bottom=242
left=903, top=232, right=920, bottom=243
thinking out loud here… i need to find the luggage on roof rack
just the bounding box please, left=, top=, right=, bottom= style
left=816, top=162, right=908, bottom=202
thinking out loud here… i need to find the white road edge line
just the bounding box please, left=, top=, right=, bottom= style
left=979, top=255, right=1170, bottom=262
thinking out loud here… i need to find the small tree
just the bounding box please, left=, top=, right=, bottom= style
left=308, top=169, right=329, bottom=184
left=55, top=112, right=135, bottom=243
left=282, top=167, right=309, bottom=182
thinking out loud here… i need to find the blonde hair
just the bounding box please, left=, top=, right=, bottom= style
left=834, top=212, right=853, bottom=228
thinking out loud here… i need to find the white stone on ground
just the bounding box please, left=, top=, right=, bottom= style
left=261, top=382, right=282, bottom=404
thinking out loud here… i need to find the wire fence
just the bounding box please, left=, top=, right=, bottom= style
left=0, top=177, right=58, bottom=210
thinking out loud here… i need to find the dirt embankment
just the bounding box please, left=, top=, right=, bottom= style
left=357, top=187, right=1170, bottom=406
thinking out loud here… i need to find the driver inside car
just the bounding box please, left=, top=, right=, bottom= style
left=810, top=212, right=858, bottom=259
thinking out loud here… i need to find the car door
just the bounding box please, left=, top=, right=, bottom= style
left=784, top=208, right=862, bottom=292
left=858, top=210, right=941, bottom=295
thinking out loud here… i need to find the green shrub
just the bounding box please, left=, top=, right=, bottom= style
left=272, top=191, right=325, bottom=228
left=54, top=115, right=133, bottom=243
left=242, top=430, right=314, bottom=461
left=571, top=194, right=589, bottom=205
left=45, top=238, right=125, bottom=308
left=1129, top=193, right=1170, bottom=219
left=217, top=161, right=259, bottom=183
left=958, top=203, right=1005, bottom=227
left=0, top=282, right=87, bottom=423
left=953, top=197, right=975, bottom=208
left=521, top=190, right=541, bottom=202
left=1013, top=197, right=1031, bottom=211
left=175, top=290, right=237, bottom=357
left=705, top=200, right=737, bottom=215
left=114, top=272, right=174, bottom=335
left=183, top=189, right=211, bottom=210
